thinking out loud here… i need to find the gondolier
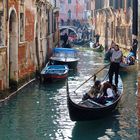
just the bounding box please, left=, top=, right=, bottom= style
left=109, top=44, right=122, bottom=87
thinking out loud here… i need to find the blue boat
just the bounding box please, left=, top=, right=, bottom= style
left=41, top=64, right=69, bottom=81
left=50, top=48, right=79, bottom=69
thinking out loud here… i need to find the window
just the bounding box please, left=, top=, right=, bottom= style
left=47, top=11, right=50, bottom=35
left=68, top=0, right=71, bottom=4
left=109, top=0, right=113, bottom=6
left=120, top=0, right=124, bottom=8
left=68, top=10, right=71, bottom=19
left=114, top=0, right=119, bottom=9
left=127, top=0, right=132, bottom=8
left=20, top=13, right=24, bottom=41
left=0, top=14, right=4, bottom=46
left=20, top=0, right=25, bottom=42
left=54, top=15, right=56, bottom=32
left=54, top=0, right=56, bottom=7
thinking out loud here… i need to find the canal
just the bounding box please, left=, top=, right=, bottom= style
left=0, top=47, right=138, bottom=140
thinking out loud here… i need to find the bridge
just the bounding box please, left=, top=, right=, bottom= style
left=59, top=26, right=78, bottom=36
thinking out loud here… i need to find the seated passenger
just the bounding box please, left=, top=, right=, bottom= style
left=94, top=81, right=116, bottom=104
left=111, top=84, right=119, bottom=98
left=125, top=52, right=135, bottom=65
left=127, top=56, right=135, bottom=65
left=82, top=80, right=102, bottom=101
left=103, top=82, right=116, bottom=100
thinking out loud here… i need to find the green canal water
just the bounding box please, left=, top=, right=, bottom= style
left=0, top=47, right=138, bottom=140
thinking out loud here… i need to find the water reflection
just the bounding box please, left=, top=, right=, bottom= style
left=72, top=114, right=121, bottom=140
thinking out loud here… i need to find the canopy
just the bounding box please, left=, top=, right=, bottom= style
left=53, top=48, right=78, bottom=54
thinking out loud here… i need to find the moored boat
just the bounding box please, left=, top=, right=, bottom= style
left=66, top=76, right=123, bottom=121
left=50, top=48, right=79, bottom=69
left=41, top=64, right=69, bottom=81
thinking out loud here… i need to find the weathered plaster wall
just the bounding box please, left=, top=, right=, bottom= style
left=0, top=0, right=59, bottom=91
left=95, top=7, right=132, bottom=49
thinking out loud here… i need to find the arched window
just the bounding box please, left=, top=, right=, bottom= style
left=68, top=10, right=71, bottom=19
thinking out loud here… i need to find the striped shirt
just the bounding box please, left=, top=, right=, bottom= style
left=110, top=50, right=122, bottom=63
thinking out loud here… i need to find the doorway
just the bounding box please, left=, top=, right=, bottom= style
left=9, top=10, right=18, bottom=89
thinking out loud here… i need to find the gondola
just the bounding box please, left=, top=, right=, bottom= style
left=50, top=48, right=79, bottom=69
left=66, top=76, right=123, bottom=121
left=92, top=45, right=104, bottom=52
left=104, top=50, right=136, bottom=69
left=90, top=42, right=104, bottom=52
left=41, top=63, right=69, bottom=81
left=120, top=52, right=136, bottom=69
left=119, top=62, right=137, bottom=72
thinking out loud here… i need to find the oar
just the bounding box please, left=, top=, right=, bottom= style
left=74, top=63, right=110, bottom=92
left=135, top=59, right=140, bottom=62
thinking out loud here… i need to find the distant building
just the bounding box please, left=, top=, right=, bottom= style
left=59, top=0, right=89, bottom=24
left=94, top=0, right=134, bottom=49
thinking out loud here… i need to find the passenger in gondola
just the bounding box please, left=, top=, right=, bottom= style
left=127, top=56, right=135, bottom=65
left=126, top=55, right=135, bottom=65
left=122, top=52, right=135, bottom=65
left=95, top=81, right=116, bottom=104
left=82, top=80, right=102, bottom=101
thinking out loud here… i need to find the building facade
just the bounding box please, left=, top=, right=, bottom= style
left=59, top=0, right=89, bottom=24
left=93, top=0, right=140, bottom=101
left=0, top=0, right=59, bottom=92
left=94, top=0, right=133, bottom=49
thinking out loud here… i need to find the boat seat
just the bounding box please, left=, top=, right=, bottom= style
left=87, top=99, right=106, bottom=107
left=79, top=99, right=105, bottom=108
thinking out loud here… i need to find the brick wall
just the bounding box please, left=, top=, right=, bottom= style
left=25, top=9, right=35, bottom=41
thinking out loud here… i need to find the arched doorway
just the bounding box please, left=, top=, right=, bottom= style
left=8, top=10, right=18, bottom=89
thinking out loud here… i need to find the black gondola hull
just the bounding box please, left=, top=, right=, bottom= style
left=67, top=96, right=120, bottom=121
left=66, top=76, right=123, bottom=121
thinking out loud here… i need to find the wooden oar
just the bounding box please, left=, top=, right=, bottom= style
left=74, top=63, right=110, bottom=92
left=135, top=59, right=140, bottom=62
